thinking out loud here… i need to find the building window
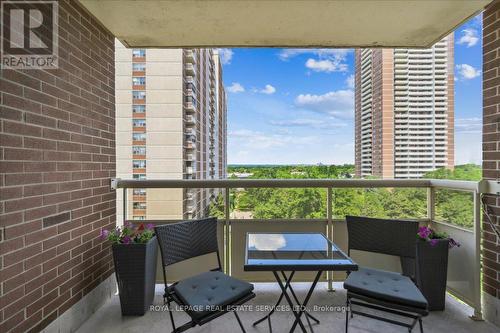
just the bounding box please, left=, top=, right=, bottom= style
left=133, top=189, right=146, bottom=196
left=132, top=49, right=146, bottom=58
left=133, top=105, right=146, bottom=113
left=133, top=216, right=146, bottom=220
left=132, top=133, right=146, bottom=141
left=133, top=119, right=146, bottom=127
left=133, top=146, right=146, bottom=155
left=133, top=91, right=146, bottom=100
left=132, top=77, right=146, bottom=86
left=133, top=160, right=146, bottom=169
left=133, top=63, right=146, bottom=71
left=133, top=174, right=146, bottom=180
left=133, top=202, right=147, bottom=209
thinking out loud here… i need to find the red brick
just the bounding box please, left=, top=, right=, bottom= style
left=4, top=220, right=44, bottom=242
left=0, top=0, right=116, bottom=330
left=42, top=233, right=70, bottom=252
left=3, top=121, right=42, bottom=137
left=482, top=3, right=500, bottom=299
left=5, top=196, right=43, bottom=213
left=3, top=243, right=42, bottom=267
left=3, top=265, right=42, bottom=295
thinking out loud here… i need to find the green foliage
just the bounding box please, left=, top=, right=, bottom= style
left=422, top=164, right=480, bottom=228
left=207, top=164, right=481, bottom=229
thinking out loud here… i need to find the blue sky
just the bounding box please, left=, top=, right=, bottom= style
left=220, top=15, right=482, bottom=166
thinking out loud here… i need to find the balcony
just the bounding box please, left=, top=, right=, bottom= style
left=1, top=1, right=499, bottom=332
left=184, top=49, right=196, bottom=63
left=186, top=114, right=196, bottom=125
left=185, top=63, right=196, bottom=76
left=80, top=177, right=500, bottom=333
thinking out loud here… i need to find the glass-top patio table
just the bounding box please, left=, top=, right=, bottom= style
left=244, top=232, right=358, bottom=333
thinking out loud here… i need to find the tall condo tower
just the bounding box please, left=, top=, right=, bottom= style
left=115, top=42, right=227, bottom=221
left=355, top=35, right=454, bottom=179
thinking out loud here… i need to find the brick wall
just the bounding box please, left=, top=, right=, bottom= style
left=0, top=1, right=116, bottom=332
left=482, top=0, right=500, bottom=324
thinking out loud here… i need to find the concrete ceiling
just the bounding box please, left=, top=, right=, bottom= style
left=79, top=0, right=491, bottom=48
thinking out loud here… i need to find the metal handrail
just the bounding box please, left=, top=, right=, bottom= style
left=111, top=177, right=485, bottom=191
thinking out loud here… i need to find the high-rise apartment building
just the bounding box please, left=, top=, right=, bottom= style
left=115, top=41, right=227, bottom=221
left=355, top=35, right=454, bottom=179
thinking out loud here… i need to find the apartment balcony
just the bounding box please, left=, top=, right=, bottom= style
left=185, top=63, right=196, bottom=76
left=99, top=178, right=500, bottom=333
left=184, top=50, right=196, bottom=63
left=186, top=114, right=196, bottom=125
left=2, top=1, right=498, bottom=333
left=185, top=140, right=196, bottom=150
left=186, top=153, right=195, bottom=161
left=184, top=101, right=196, bottom=113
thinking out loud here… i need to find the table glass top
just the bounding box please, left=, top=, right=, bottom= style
left=245, top=232, right=356, bottom=269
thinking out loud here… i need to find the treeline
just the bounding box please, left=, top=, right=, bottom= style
left=209, top=164, right=481, bottom=228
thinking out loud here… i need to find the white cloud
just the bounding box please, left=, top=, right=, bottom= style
left=229, top=129, right=317, bottom=149
left=270, top=118, right=347, bottom=129
left=456, top=64, right=481, bottom=80
left=248, top=234, right=286, bottom=250
left=305, top=58, right=348, bottom=73
left=346, top=74, right=355, bottom=89
left=260, top=84, right=276, bottom=95
left=455, top=132, right=481, bottom=165
left=294, top=90, right=354, bottom=117
left=455, top=117, right=482, bottom=134
left=278, top=49, right=350, bottom=61
left=217, top=48, right=234, bottom=65
left=457, top=29, right=479, bottom=48
left=227, top=82, right=245, bottom=93
left=278, top=49, right=351, bottom=74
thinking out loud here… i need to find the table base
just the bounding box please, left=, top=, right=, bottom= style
left=252, top=270, right=323, bottom=333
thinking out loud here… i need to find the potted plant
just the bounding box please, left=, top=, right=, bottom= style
left=101, top=222, right=157, bottom=315
left=415, top=226, right=460, bottom=311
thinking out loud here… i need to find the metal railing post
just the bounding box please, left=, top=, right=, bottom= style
left=427, top=187, right=435, bottom=222
left=327, top=187, right=334, bottom=291
left=472, top=191, right=483, bottom=320
left=123, top=187, right=127, bottom=224
left=224, top=187, right=230, bottom=275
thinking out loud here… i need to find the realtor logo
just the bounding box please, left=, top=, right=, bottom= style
left=1, top=1, right=58, bottom=69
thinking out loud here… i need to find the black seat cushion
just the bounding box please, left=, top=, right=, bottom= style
left=344, top=267, right=428, bottom=310
left=173, top=271, right=254, bottom=319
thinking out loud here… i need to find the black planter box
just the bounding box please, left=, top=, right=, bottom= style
left=112, top=236, right=158, bottom=315
left=415, top=239, right=449, bottom=311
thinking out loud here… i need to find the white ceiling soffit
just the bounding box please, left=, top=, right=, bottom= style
left=79, top=0, right=490, bottom=48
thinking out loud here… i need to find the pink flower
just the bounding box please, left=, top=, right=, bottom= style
left=430, top=239, right=439, bottom=246
left=417, top=226, right=432, bottom=239
left=100, top=229, right=109, bottom=239
left=146, top=223, right=154, bottom=230
left=122, top=235, right=132, bottom=244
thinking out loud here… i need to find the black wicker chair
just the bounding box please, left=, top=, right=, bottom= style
left=344, top=216, right=429, bottom=333
left=155, top=218, right=255, bottom=333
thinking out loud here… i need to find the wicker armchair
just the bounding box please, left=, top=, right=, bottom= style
left=155, top=218, right=255, bottom=333
left=344, top=216, right=429, bottom=333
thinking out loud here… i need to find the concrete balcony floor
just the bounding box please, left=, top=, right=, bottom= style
left=77, top=283, right=498, bottom=333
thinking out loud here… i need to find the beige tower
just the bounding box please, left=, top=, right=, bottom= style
left=115, top=42, right=227, bottom=222
left=355, top=34, right=454, bottom=179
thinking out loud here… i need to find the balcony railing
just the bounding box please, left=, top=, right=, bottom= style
left=111, top=178, right=500, bottom=320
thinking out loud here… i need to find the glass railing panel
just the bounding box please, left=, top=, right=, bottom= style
left=333, top=187, right=427, bottom=220
left=435, top=189, right=474, bottom=229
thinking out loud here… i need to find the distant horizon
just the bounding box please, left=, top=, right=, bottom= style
left=227, top=163, right=481, bottom=167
